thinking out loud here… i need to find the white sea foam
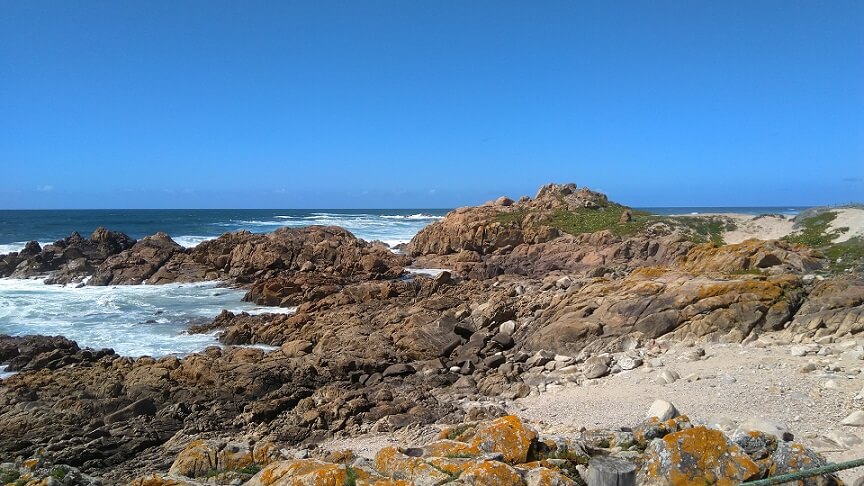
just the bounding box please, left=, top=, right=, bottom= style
left=0, top=366, right=15, bottom=380
left=0, top=279, right=290, bottom=357
left=172, top=235, right=213, bottom=248
left=380, top=214, right=443, bottom=220
left=0, top=241, right=53, bottom=255
left=405, top=267, right=450, bottom=277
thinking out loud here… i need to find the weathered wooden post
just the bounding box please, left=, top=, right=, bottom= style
left=586, top=456, right=636, bottom=486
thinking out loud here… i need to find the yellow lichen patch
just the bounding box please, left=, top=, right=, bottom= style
left=245, top=459, right=347, bottom=486
left=460, top=460, right=524, bottom=485
left=21, top=459, right=41, bottom=471
left=640, top=426, right=760, bottom=486
left=421, top=439, right=480, bottom=458
left=470, top=415, right=538, bottom=464
left=167, top=439, right=219, bottom=478
left=426, top=456, right=473, bottom=476
left=374, top=446, right=450, bottom=485
left=523, top=467, right=576, bottom=486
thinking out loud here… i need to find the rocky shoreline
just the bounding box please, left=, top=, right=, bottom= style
left=1, top=183, right=863, bottom=485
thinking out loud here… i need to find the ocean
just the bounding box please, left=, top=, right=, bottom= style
left=0, top=206, right=806, bottom=362
left=0, top=209, right=446, bottom=361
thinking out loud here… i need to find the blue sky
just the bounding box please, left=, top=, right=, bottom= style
left=1, top=1, right=862, bottom=209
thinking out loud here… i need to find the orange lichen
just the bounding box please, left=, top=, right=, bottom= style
left=469, top=415, right=538, bottom=464
left=422, top=439, right=480, bottom=458
left=251, top=459, right=347, bottom=486
left=373, top=446, right=450, bottom=484
left=460, top=460, right=524, bottom=485
left=642, top=426, right=760, bottom=485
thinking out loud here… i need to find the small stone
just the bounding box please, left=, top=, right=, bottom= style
left=483, top=354, right=506, bottom=368
left=736, top=418, right=793, bottom=441
left=498, top=320, right=517, bottom=335
left=655, top=369, right=680, bottom=385
left=790, top=346, right=810, bottom=357
left=824, top=379, right=842, bottom=389
left=618, top=356, right=643, bottom=371
left=842, top=411, right=864, bottom=426
left=825, top=430, right=863, bottom=449
left=382, top=363, right=415, bottom=377
left=799, top=363, right=818, bottom=373
left=646, top=399, right=678, bottom=421
left=555, top=276, right=573, bottom=289
left=584, top=356, right=610, bottom=379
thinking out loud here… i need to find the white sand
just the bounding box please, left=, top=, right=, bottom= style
left=831, top=208, right=864, bottom=243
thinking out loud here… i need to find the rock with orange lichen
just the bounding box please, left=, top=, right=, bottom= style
left=523, top=467, right=576, bottom=486
left=425, top=456, right=474, bottom=476
left=373, top=446, right=451, bottom=486
left=638, top=426, right=761, bottom=485
left=679, top=239, right=823, bottom=274
left=167, top=439, right=279, bottom=478
left=244, top=459, right=347, bottom=486
left=633, top=415, right=693, bottom=447
left=355, top=480, right=414, bottom=486
left=127, top=475, right=203, bottom=486
left=469, top=415, right=538, bottom=464
left=421, top=439, right=480, bottom=458
left=459, top=460, right=524, bottom=485
left=767, top=441, right=842, bottom=485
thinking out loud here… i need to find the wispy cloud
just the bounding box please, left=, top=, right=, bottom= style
left=36, top=184, right=54, bottom=192
left=842, top=177, right=863, bottom=183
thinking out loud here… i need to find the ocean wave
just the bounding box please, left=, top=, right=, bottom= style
left=172, top=235, right=213, bottom=248
left=0, top=279, right=292, bottom=357
left=380, top=214, right=443, bottom=220
left=0, top=241, right=53, bottom=255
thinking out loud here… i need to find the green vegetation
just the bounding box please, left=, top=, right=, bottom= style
left=344, top=465, right=358, bottom=486
left=445, top=424, right=472, bottom=440
left=496, top=204, right=735, bottom=244
left=0, top=468, right=19, bottom=484
left=824, top=237, right=864, bottom=272
left=49, top=467, right=67, bottom=481
left=783, top=211, right=848, bottom=247
left=204, top=464, right=261, bottom=479
left=445, top=452, right=476, bottom=459
left=428, top=463, right=462, bottom=481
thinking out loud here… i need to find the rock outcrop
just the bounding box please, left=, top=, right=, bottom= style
left=0, top=228, right=136, bottom=283
left=113, top=409, right=840, bottom=485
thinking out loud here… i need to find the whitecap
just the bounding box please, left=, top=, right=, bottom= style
left=0, top=279, right=289, bottom=357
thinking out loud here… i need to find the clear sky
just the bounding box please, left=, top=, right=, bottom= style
left=1, top=1, right=862, bottom=209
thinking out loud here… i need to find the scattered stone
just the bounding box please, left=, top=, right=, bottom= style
left=655, top=369, right=680, bottom=385
left=646, top=399, right=679, bottom=421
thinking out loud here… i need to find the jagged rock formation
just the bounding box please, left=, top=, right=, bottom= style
left=1, top=182, right=863, bottom=483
